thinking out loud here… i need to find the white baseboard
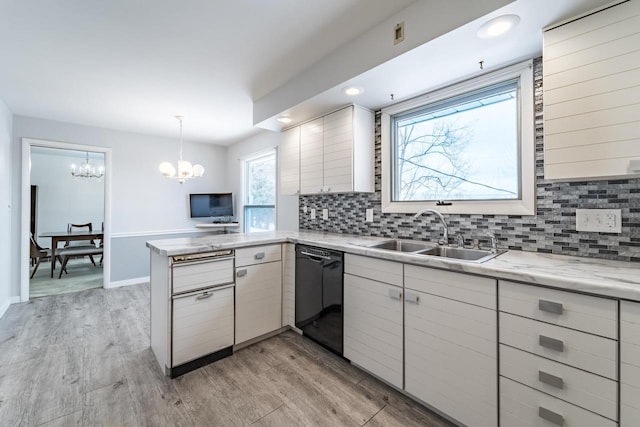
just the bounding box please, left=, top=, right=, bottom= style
left=106, top=276, right=150, bottom=289
left=0, top=296, right=20, bottom=319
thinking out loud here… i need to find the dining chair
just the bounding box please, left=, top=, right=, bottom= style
left=66, top=223, right=98, bottom=266
left=29, top=234, right=65, bottom=279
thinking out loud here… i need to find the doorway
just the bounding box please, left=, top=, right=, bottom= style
left=21, top=139, right=111, bottom=302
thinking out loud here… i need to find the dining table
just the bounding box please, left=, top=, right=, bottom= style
left=39, top=230, right=104, bottom=278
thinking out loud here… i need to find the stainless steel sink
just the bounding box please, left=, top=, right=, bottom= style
left=358, top=239, right=504, bottom=262
left=416, top=246, right=504, bottom=262
left=365, top=240, right=435, bottom=252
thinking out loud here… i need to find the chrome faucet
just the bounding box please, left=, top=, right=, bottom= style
left=414, top=208, right=449, bottom=246
left=486, top=232, right=498, bottom=254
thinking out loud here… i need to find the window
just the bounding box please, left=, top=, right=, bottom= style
left=381, top=60, right=534, bottom=215
left=243, top=152, right=276, bottom=233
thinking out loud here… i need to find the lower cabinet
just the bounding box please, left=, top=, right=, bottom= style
left=235, top=260, right=282, bottom=344
left=343, top=254, right=403, bottom=389
left=621, top=301, right=640, bottom=427
left=404, top=265, right=497, bottom=427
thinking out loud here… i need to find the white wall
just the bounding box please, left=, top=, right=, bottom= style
left=11, top=115, right=228, bottom=293
left=225, top=130, right=299, bottom=231
left=0, top=99, right=13, bottom=317
left=31, top=150, right=105, bottom=248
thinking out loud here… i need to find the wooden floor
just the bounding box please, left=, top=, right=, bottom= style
left=0, top=284, right=452, bottom=427
left=29, top=259, right=103, bottom=299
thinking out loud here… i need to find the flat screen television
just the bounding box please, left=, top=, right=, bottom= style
left=189, top=193, right=234, bottom=218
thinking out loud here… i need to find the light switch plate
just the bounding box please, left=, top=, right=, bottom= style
left=322, top=209, right=328, bottom=220
left=576, top=209, right=622, bottom=233
left=365, top=208, right=374, bottom=222
left=310, top=208, right=316, bottom=220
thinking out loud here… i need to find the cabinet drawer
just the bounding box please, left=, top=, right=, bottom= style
left=499, top=280, right=617, bottom=338
left=235, top=244, right=281, bottom=267
left=499, top=312, right=617, bottom=379
left=500, top=377, right=617, bottom=427
left=172, top=286, right=234, bottom=367
left=344, top=253, right=403, bottom=287
left=405, top=264, right=496, bottom=309
left=172, top=258, right=234, bottom=294
left=500, top=344, right=617, bottom=420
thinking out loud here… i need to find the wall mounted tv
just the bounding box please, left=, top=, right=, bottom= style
left=189, top=193, right=234, bottom=218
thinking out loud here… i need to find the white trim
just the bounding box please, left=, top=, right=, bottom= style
left=111, top=229, right=203, bottom=239
left=21, top=138, right=112, bottom=302
left=0, top=296, right=20, bottom=319
left=381, top=59, right=535, bottom=216
left=106, top=276, right=150, bottom=289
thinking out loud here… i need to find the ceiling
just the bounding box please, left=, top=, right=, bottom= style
left=0, top=0, right=613, bottom=146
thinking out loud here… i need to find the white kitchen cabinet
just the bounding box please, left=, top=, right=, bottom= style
left=281, top=243, right=295, bottom=328
left=280, top=126, right=300, bottom=195
left=296, top=105, right=374, bottom=194
left=621, top=301, right=640, bottom=427
left=544, top=0, right=640, bottom=180
left=404, top=266, right=497, bottom=427
left=235, top=257, right=282, bottom=344
left=343, top=255, right=403, bottom=388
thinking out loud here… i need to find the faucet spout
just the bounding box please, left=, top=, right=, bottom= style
left=414, top=208, right=449, bottom=246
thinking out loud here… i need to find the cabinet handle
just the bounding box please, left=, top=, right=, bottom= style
left=405, top=292, right=419, bottom=304
left=326, top=187, right=331, bottom=192
left=539, top=299, right=564, bottom=315
left=254, top=252, right=265, bottom=260
left=388, top=288, right=402, bottom=300
left=196, top=292, right=212, bottom=300
left=539, top=335, right=564, bottom=352
left=538, top=407, right=564, bottom=426
left=538, top=370, right=565, bottom=389
left=236, top=269, right=247, bottom=277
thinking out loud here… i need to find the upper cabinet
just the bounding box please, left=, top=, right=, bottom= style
left=280, top=105, right=374, bottom=195
left=543, top=0, right=640, bottom=180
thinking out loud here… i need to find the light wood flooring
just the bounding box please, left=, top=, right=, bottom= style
left=0, top=284, right=452, bottom=426
left=29, top=259, right=103, bottom=299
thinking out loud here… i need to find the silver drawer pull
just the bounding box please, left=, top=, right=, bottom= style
left=388, top=288, right=402, bottom=301
left=254, top=252, right=265, bottom=260
left=538, top=407, right=564, bottom=426
left=405, top=292, right=420, bottom=304
left=538, top=370, right=565, bottom=389
left=196, top=292, right=212, bottom=300
left=539, top=299, right=564, bottom=315
left=236, top=269, right=247, bottom=277
left=539, top=335, right=564, bottom=352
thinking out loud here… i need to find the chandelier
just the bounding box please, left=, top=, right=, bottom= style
left=159, top=116, right=204, bottom=184
left=71, top=152, right=104, bottom=180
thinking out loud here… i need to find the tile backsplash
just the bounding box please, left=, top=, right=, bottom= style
left=299, top=58, right=640, bottom=262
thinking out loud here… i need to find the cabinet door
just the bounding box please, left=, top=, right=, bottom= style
left=172, top=286, right=234, bottom=367
left=280, top=126, right=300, bottom=195
left=299, top=118, right=324, bottom=194
left=405, top=290, right=497, bottom=427
left=343, top=273, right=403, bottom=388
left=322, top=107, right=353, bottom=193
left=235, top=261, right=282, bottom=344
left=621, top=301, right=640, bottom=427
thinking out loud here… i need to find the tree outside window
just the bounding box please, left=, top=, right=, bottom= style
left=244, top=152, right=276, bottom=233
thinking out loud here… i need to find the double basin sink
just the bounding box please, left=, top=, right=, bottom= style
left=356, top=239, right=504, bottom=263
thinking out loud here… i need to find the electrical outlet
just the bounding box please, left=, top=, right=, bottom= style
left=576, top=209, right=622, bottom=233
left=394, top=21, right=405, bottom=45
left=322, top=209, right=328, bottom=220
left=310, top=208, right=316, bottom=220
left=365, top=208, right=373, bottom=222
left=303, top=206, right=308, bottom=213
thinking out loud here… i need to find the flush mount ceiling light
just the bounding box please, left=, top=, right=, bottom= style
left=159, top=116, right=204, bottom=184
left=343, top=86, right=364, bottom=96
left=277, top=116, right=292, bottom=124
left=477, top=14, right=520, bottom=39
left=71, top=152, right=104, bottom=181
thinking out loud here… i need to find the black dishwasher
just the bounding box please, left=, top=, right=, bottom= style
left=295, top=245, right=344, bottom=356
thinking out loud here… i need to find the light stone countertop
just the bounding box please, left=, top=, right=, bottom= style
left=146, top=230, right=640, bottom=301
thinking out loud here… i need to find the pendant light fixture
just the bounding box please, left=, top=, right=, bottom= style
left=71, top=152, right=104, bottom=180
left=159, top=116, right=204, bottom=184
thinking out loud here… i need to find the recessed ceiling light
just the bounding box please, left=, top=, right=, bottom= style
left=277, top=116, right=292, bottom=124
left=477, top=14, right=520, bottom=39
left=343, top=86, right=364, bottom=96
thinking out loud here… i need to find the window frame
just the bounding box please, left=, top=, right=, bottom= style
left=242, top=150, right=277, bottom=233
left=381, top=59, right=535, bottom=215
